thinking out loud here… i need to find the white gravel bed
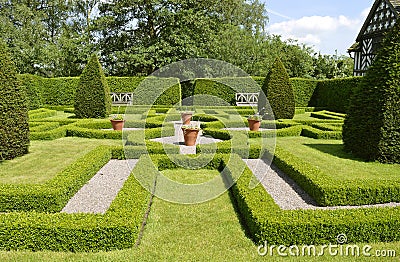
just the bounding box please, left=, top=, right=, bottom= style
left=223, top=127, right=274, bottom=131
left=244, top=158, right=400, bottom=210
left=150, top=121, right=222, bottom=154
left=61, top=159, right=138, bottom=214
left=101, top=128, right=144, bottom=131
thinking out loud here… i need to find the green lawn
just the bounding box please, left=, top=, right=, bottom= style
left=0, top=191, right=399, bottom=261
left=277, top=137, right=400, bottom=181
left=0, top=137, right=120, bottom=184
left=0, top=110, right=399, bottom=260
left=161, top=169, right=220, bottom=184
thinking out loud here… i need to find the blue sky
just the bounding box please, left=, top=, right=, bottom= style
left=263, top=0, right=375, bottom=55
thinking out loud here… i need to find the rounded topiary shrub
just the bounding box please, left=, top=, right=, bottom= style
left=258, top=57, right=295, bottom=119
left=74, top=54, right=111, bottom=118
left=0, top=41, right=30, bottom=160
left=343, top=21, right=400, bottom=164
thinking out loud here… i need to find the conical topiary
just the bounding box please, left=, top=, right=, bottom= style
left=74, top=54, right=111, bottom=118
left=0, top=40, right=30, bottom=160
left=343, top=20, right=400, bottom=163
left=258, top=57, right=295, bottom=119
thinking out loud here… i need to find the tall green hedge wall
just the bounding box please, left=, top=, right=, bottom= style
left=19, top=74, right=361, bottom=110
left=310, top=77, right=363, bottom=113
left=343, top=20, right=400, bottom=164
left=0, top=41, right=30, bottom=160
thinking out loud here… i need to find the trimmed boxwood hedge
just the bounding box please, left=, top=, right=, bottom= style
left=131, top=77, right=182, bottom=106
left=0, top=146, right=151, bottom=251
left=74, top=54, right=111, bottom=118
left=18, top=74, right=43, bottom=109
left=273, top=146, right=400, bottom=206
left=343, top=21, right=400, bottom=164
left=259, top=57, right=295, bottom=119
left=310, top=77, right=362, bottom=113
left=0, top=146, right=113, bottom=212
left=228, top=154, right=400, bottom=245
left=193, top=77, right=261, bottom=106
left=0, top=41, right=30, bottom=160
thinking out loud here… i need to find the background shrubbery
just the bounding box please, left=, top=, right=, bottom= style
left=18, top=73, right=362, bottom=110
left=0, top=41, right=30, bottom=160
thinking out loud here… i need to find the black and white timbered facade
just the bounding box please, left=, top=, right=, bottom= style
left=348, top=0, right=400, bottom=76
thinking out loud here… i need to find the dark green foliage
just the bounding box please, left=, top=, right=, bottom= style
left=259, top=57, right=295, bottom=119
left=74, top=54, right=111, bottom=118
left=310, top=77, right=362, bottom=113
left=193, top=77, right=261, bottom=106
left=131, top=77, right=181, bottom=106
left=343, top=22, right=400, bottom=163
left=17, top=74, right=43, bottom=109
left=290, top=78, right=318, bottom=107
left=106, top=76, right=146, bottom=92
left=0, top=41, right=30, bottom=160
left=41, top=77, right=79, bottom=105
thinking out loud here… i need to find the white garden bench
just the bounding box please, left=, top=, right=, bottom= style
left=110, top=92, right=134, bottom=105
left=235, top=92, right=259, bottom=106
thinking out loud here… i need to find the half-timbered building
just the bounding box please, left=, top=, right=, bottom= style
left=348, top=0, right=400, bottom=76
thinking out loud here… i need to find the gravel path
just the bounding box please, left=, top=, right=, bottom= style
left=244, top=158, right=400, bottom=210
left=61, top=159, right=138, bottom=214
left=150, top=121, right=222, bottom=154
left=223, top=127, right=273, bottom=131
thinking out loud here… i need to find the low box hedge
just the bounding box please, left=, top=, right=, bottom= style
left=227, top=153, right=400, bottom=245
left=28, top=108, right=57, bottom=120
left=301, top=126, right=342, bottom=140
left=0, top=146, right=150, bottom=251
left=0, top=146, right=113, bottom=212
left=272, top=146, right=400, bottom=206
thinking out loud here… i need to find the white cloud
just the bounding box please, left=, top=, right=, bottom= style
left=267, top=10, right=367, bottom=55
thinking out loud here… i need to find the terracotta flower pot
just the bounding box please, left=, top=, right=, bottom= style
left=181, top=113, right=193, bottom=125
left=110, top=119, right=125, bottom=131
left=248, top=119, right=261, bottom=131
left=182, top=128, right=199, bottom=146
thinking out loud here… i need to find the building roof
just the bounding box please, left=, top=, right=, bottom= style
left=389, top=0, right=400, bottom=10
left=349, top=0, right=400, bottom=52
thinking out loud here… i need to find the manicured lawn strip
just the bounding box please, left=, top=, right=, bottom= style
left=229, top=156, right=400, bottom=245
left=161, top=169, right=221, bottom=184
left=277, top=137, right=400, bottom=181
left=301, top=125, right=342, bottom=139
left=0, top=152, right=150, bottom=251
left=29, top=122, right=60, bottom=132
left=0, top=145, right=112, bottom=212
left=273, top=138, right=400, bottom=206
left=28, top=108, right=57, bottom=120
left=0, top=138, right=119, bottom=185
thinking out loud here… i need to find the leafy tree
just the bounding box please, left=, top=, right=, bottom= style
left=259, top=57, right=295, bottom=119
left=343, top=21, right=400, bottom=163
left=0, top=40, right=30, bottom=160
left=74, top=54, right=111, bottom=118
left=96, top=0, right=267, bottom=76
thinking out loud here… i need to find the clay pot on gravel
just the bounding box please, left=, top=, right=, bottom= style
left=247, top=119, right=261, bottom=131
left=182, top=126, right=200, bottom=146
left=110, top=119, right=125, bottom=130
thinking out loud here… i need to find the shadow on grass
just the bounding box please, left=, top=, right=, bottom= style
left=221, top=169, right=257, bottom=244
left=305, top=143, right=367, bottom=162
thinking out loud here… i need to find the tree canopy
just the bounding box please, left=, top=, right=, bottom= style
left=0, top=0, right=353, bottom=78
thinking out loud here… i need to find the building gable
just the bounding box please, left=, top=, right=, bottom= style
left=349, top=0, right=400, bottom=76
